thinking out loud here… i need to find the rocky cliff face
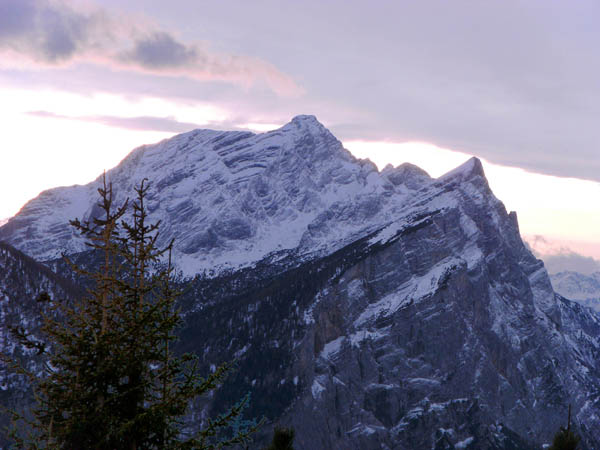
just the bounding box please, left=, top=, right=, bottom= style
left=2, top=117, right=600, bottom=449
left=275, top=174, right=600, bottom=448
left=179, top=157, right=600, bottom=449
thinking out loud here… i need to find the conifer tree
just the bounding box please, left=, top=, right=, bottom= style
left=5, top=176, right=259, bottom=449
left=263, top=426, right=295, bottom=450
left=550, top=405, right=581, bottom=450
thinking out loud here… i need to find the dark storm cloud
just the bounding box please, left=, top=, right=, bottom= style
left=28, top=110, right=202, bottom=133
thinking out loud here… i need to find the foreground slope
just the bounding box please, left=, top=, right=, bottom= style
left=0, top=242, right=80, bottom=447
left=1, top=117, right=600, bottom=448
left=0, top=241, right=80, bottom=380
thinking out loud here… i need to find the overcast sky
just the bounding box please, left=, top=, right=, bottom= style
left=0, top=0, right=599, bottom=270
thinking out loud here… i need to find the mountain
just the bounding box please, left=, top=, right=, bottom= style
left=0, top=241, right=81, bottom=447
left=0, top=115, right=429, bottom=277
left=0, top=241, right=80, bottom=377
left=550, top=271, right=600, bottom=312
left=2, top=116, right=600, bottom=448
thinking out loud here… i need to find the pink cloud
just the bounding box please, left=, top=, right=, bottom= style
left=0, top=0, right=303, bottom=97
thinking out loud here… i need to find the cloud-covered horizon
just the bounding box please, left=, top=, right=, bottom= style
left=542, top=253, right=600, bottom=276
left=0, top=0, right=302, bottom=96
left=525, top=235, right=600, bottom=275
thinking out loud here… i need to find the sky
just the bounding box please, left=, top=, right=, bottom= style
left=0, top=0, right=599, bottom=272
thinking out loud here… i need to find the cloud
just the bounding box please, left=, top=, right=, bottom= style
left=27, top=109, right=282, bottom=134
left=541, top=253, right=600, bottom=276
left=0, top=0, right=301, bottom=96
left=525, top=234, right=600, bottom=275
left=5, top=0, right=600, bottom=183
left=0, top=0, right=107, bottom=63
left=28, top=110, right=201, bottom=133
left=141, top=0, right=599, bottom=183
left=0, top=1, right=35, bottom=39
left=95, top=115, right=199, bottom=133
left=27, top=110, right=63, bottom=118
left=29, top=108, right=297, bottom=137
left=115, top=31, right=301, bottom=96
left=124, top=32, right=197, bottom=70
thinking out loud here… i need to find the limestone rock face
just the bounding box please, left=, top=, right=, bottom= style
left=177, top=151, right=600, bottom=448
left=2, top=117, right=600, bottom=448
left=279, top=200, right=600, bottom=448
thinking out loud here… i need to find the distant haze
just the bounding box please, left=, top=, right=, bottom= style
left=525, top=234, right=600, bottom=275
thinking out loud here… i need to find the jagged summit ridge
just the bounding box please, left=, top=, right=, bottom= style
left=439, top=156, right=485, bottom=181
left=287, top=114, right=326, bottom=129
left=1, top=117, right=493, bottom=277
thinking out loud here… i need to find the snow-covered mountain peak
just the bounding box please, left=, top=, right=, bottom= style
left=281, top=114, right=331, bottom=140
left=0, top=118, right=507, bottom=277
left=287, top=114, right=324, bottom=129
left=438, top=156, right=485, bottom=182
left=381, top=162, right=431, bottom=189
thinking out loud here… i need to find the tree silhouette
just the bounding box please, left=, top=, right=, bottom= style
left=550, top=405, right=581, bottom=450
left=264, top=426, right=295, bottom=450
left=4, top=176, right=259, bottom=449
